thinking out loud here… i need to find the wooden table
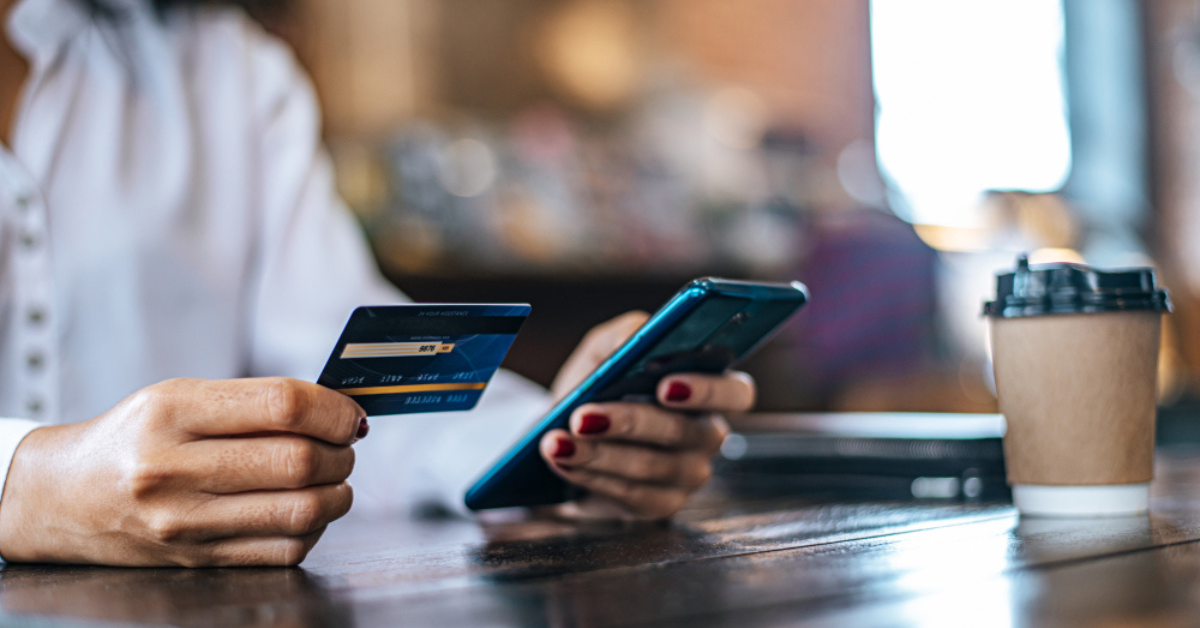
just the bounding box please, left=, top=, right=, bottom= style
left=5, top=447, right=1200, bottom=626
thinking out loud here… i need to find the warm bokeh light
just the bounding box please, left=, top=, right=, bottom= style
left=534, top=0, right=642, bottom=113
left=912, top=224, right=993, bottom=253
left=1027, top=247, right=1085, bottom=265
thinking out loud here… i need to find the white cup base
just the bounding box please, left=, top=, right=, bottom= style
left=1012, top=483, right=1150, bottom=518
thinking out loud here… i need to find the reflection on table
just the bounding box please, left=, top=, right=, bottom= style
left=6, top=433, right=1200, bottom=626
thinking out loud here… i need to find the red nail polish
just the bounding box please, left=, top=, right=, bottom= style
left=553, top=438, right=576, bottom=458
left=356, top=417, right=370, bottom=440
left=666, top=382, right=692, bottom=402
left=578, top=413, right=611, bottom=434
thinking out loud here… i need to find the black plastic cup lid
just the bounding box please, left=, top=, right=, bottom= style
left=983, top=255, right=1172, bottom=319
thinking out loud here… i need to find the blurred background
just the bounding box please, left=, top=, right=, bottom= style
left=249, top=0, right=1200, bottom=414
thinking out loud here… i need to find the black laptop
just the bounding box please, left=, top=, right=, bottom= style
left=717, top=413, right=1008, bottom=500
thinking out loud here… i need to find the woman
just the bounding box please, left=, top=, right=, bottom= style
left=0, top=0, right=756, bottom=566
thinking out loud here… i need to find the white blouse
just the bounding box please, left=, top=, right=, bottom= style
left=0, top=0, right=548, bottom=517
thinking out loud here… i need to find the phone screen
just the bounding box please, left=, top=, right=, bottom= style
left=591, top=294, right=800, bottom=403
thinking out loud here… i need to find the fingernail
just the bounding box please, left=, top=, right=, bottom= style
left=553, top=437, right=576, bottom=458
left=578, top=413, right=611, bottom=435
left=356, top=417, right=370, bottom=440
left=666, top=381, right=692, bottom=402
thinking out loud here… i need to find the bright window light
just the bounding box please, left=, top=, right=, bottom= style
left=871, top=0, right=1072, bottom=227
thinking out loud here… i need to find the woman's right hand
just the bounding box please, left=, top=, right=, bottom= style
left=0, top=378, right=365, bottom=566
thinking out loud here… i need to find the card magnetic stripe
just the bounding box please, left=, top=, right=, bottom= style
left=337, top=382, right=488, bottom=396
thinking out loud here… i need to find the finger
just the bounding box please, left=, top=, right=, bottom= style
left=152, top=483, right=353, bottom=542
left=152, top=378, right=364, bottom=445
left=548, top=465, right=689, bottom=520
left=540, top=429, right=578, bottom=467
left=569, top=404, right=727, bottom=451
left=183, top=436, right=355, bottom=493
left=548, top=436, right=713, bottom=489
left=658, top=372, right=756, bottom=413
left=200, top=529, right=326, bottom=567
left=580, top=311, right=651, bottom=361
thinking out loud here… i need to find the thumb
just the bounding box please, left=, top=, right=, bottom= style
left=550, top=311, right=649, bottom=400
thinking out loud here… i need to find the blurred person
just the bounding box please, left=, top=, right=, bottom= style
left=787, top=208, right=940, bottom=409
left=0, top=0, right=754, bottom=566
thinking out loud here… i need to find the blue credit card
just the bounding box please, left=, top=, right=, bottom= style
left=318, top=304, right=530, bottom=416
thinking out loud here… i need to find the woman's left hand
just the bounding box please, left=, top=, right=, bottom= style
left=539, top=312, right=755, bottom=520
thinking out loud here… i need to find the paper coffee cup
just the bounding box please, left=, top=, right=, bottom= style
left=984, top=256, right=1171, bottom=517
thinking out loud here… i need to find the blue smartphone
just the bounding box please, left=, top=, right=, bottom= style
left=464, top=278, right=809, bottom=510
